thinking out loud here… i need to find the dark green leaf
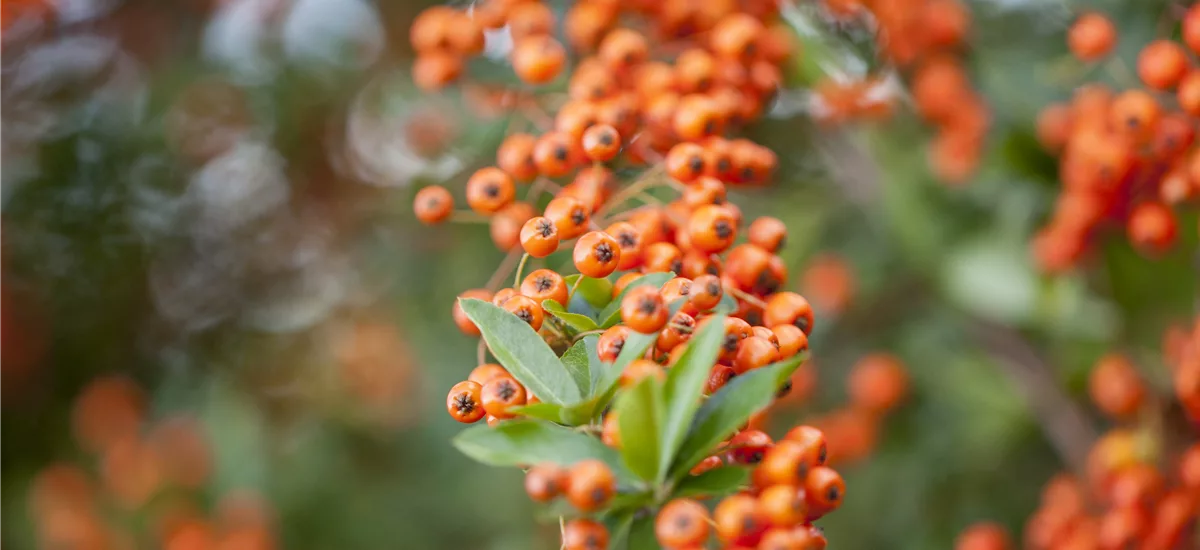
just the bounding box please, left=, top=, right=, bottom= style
left=670, top=354, right=805, bottom=479
left=615, top=378, right=664, bottom=482
left=589, top=331, right=658, bottom=419
left=560, top=337, right=594, bottom=396
left=564, top=274, right=614, bottom=310
left=713, top=292, right=738, bottom=314
left=460, top=299, right=581, bottom=405
left=584, top=335, right=606, bottom=394
left=657, top=314, right=725, bottom=481
left=544, top=299, right=601, bottom=334
left=597, top=272, right=675, bottom=328
left=674, top=467, right=750, bottom=499
left=452, top=420, right=636, bottom=483
left=511, top=402, right=569, bottom=423
left=605, top=510, right=635, bottom=550
left=626, top=516, right=657, bottom=550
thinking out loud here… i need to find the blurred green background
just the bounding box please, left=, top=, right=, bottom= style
left=2, top=0, right=1196, bottom=549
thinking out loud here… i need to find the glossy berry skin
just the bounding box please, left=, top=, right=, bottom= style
left=804, top=466, right=845, bottom=520
left=1087, top=353, right=1145, bottom=419
left=1067, top=13, right=1116, bottom=61
left=764, top=292, right=816, bottom=335
left=562, top=519, right=609, bottom=550
left=714, top=493, right=768, bottom=545
left=534, top=132, right=579, bottom=178
left=414, top=185, right=454, bottom=224
left=620, top=286, right=669, bottom=334
left=759, top=484, right=808, bottom=528
left=754, top=440, right=816, bottom=488
left=544, top=196, right=591, bottom=240
left=446, top=381, right=485, bottom=423
left=729, top=430, right=774, bottom=465
left=503, top=295, right=544, bottom=331
left=581, top=124, right=621, bottom=161
left=642, top=242, right=683, bottom=274
left=453, top=289, right=492, bottom=336
left=655, top=498, right=711, bottom=548
left=597, top=325, right=631, bottom=362
left=524, top=463, right=568, bottom=503
left=573, top=231, right=622, bottom=278
left=491, top=288, right=518, bottom=307
left=954, top=522, right=1012, bottom=550
left=735, top=336, right=780, bottom=374
left=620, top=359, right=665, bottom=388
left=706, top=365, right=737, bottom=395
left=520, top=217, right=560, bottom=258
left=782, top=426, right=828, bottom=468
left=847, top=354, right=909, bottom=414
left=465, top=167, right=515, bottom=214
left=688, top=204, right=738, bottom=253
left=521, top=269, right=569, bottom=308
left=748, top=216, right=787, bottom=253
left=666, top=142, right=707, bottom=183
left=480, top=376, right=527, bottom=419
left=566, top=460, right=615, bottom=512
left=468, top=363, right=508, bottom=386
left=1137, top=40, right=1189, bottom=90
left=657, top=311, right=695, bottom=352
left=512, top=35, right=566, bottom=84
left=497, top=133, right=539, bottom=181
left=605, top=222, right=643, bottom=270
left=689, top=274, right=723, bottom=311
left=772, top=325, right=809, bottom=359
left=690, top=455, right=723, bottom=476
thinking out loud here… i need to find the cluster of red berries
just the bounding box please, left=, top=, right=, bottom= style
left=28, top=376, right=276, bottom=550
left=812, top=0, right=988, bottom=184
left=956, top=316, right=1200, bottom=550
left=1033, top=7, right=1200, bottom=272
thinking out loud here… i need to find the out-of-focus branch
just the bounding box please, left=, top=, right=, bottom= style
left=967, top=318, right=1099, bottom=475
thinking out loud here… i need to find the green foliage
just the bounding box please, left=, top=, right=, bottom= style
left=460, top=298, right=581, bottom=405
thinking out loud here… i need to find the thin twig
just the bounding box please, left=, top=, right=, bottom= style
left=485, top=249, right=524, bottom=292
left=513, top=253, right=531, bottom=288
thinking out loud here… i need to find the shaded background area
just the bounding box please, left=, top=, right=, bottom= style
left=2, top=0, right=1196, bottom=549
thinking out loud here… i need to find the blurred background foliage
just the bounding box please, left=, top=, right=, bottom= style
left=1, top=0, right=1196, bottom=549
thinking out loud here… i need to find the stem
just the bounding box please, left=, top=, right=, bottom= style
left=485, top=249, right=524, bottom=292
left=572, top=329, right=606, bottom=343
left=593, top=165, right=670, bottom=219
left=513, top=253, right=531, bottom=288
left=724, top=285, right=768, bottom=309
left=568, top=275, right=585, bottom=300
left=477, top=339, right=487, bottom=365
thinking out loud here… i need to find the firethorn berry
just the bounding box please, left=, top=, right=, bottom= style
left=642, top=241, right=683, bottom=274
left=847, top=353, right=909, bottom=414
left=714, top=493, right=767, bottom=545
left=1127, top=202, right=1178, bottom=254
left=706, top=365, right=736, bottom=394
left=729, top=430, right=774, bottom=465
left=543, top=196, right=590, bottom=240
left=598, top=28, right=648, bottom=71
left=521, top=269, right=569, bottom=307
left=804, top=466, right=846, bottom=519
left=453, top=289, right=492, bottom=336
left=524, top=463, right=567, bottom=503
left=954, top=522, right=1012, bottom=550
left=754, top=441, right=813, bottom=487
left=687, top=204, right=738, bottom=253
left=1137, top=40, right=1189, bottom=90
left=759, top=484, right=808, bottom=527
left=581, top=124, right=621, bottom=162
left=752, top=326, right=780, bottom=350
left=601, top=412, right=620, bottom=447
left=605, top=222, right=643, bottom=270
left=764, top=292, right=816, bottom=335
left=660, top=277, right=692, bottom=304
left=681, top=176, right=727, bottom=209
left=465, top=167, right=515, bottom=214
left=446, top=381, right=485, bottom=423
left=533, top=132, right=579, bottom=178
left=772, top=325, right=809, bottom=359
left=1068, top=13, right=1117, bottom=61
left=689, top=274, right=723, bottom=311
left=413, top=185, right=454, bottom=225
left=566, top=459, right=615, bottom=512
left=491, top=202, right=534, bottom=251
left=747, top=216, right=787, bottom=253
left=620, top=359, right=665, bottom=388
left=1088, top=353, right=1146, bottom=419
left=1109, top=90, right=1160, bottom=140
left=519, top=217, right=560, bottom=258
left=491, top=287, right=518, bottom=307
left=497, top=133, right=539, bottom=181
left=511, top=35, right=566, bottom=85
left=657, top=311, right=695, bottom=352
left=412, top=51, right=463, bottom=91
left=597, top=325, right=630, bottom=362
left=573, top=231, right=621, bottom=278
left=502, top=295, right=544, bottom=331
left=690, top=455, right=723, bottom=476
left=666, top=142, right=708, bottom=183
left=620, top=286, right=669, bottom=334
left=655, top=498, right=711, bottom=548
left=556, top=101, right=599, bottom=139
left=735, top=336, right=780, bottom=373
left=505, top=2, right=554, bottom=39
left=561, top=519, right=608, bottom=550
left=480, top=375, right=527, bottom=419
left=468, top=363, right=508, bottom=386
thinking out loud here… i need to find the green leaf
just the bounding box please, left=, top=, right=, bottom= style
left=657, top=314, right=725, bottom=482
left=615, top=377, right=664, bottom=482
left=605, top=510, right=635, bottom=550
left=674, top=467, right=750, bottom=499
left=565, top=274, right=614, bottom=310
left=560, top=337, right=594, bottom=396
left=460, top=299, right=581, bottom=405
left=670, top=354, right=805, bottom=479
left=544, top=299, right=601, bottom=334
left=590, top=331, right=658, bottom=418
left=713, top=292, right=738, bottom=314
left=626, top=516, right=657, bottom=550
left=453, top=420, right=635, bottom=483
left=597, top=272, right=675, bottom=328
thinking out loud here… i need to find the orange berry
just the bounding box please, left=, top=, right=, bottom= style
left=598, top=28, right=648, bottom=71
left=453, top=289, right=492, bottom=336
left=1137, top=40, right=1189, bottom=90
left=1088, top=353, right=1145, bottom=419
left=497, top=133, right=539, bottom=181
left=543, top=196, right=591, bottom=239
left=1127, top=202, right=1177, bottom=254
left=735, top=336, right=780, bottom=374
left=525, top=463, right=568, bottom=502
left=1067, top=13, right=1116, bottom=61
left=503, top=295, right=544, bottom=331
left=763, top=292, right=815, bottom=335
left=520, top=217, right=560, bottom=258
left=748, top=217, right=787, bottom=253
left=566, top=459, right=615, bottom=512
left=468, top=363, right=508, bottom=386
left=687, top=204, right=738, bottom=253
left=597, top=325, right=631, bottom=362
left=804, top=466, right=845, bottom=520
left=847, top=353, right=909, bottom=414
left=605, top=222, right=644, bottom=270
left=955, top=522, right=1012, bottom=550
left=466, top=167, right=515, bottom=214
left=666, top=142, right=708, bottom=183
left=759, top=484, right=808, bottom=528
left=655, top=498, right=711, bottom=548
left=573, top=231, right=622, bottom=278
left=620, top=286, right=669, bottom=334
left=714, top=493, right=767, bottom=545
left=446, top=381, right=485, bottom=423
left=481, top=375, right=527, bottom=419
left=562, top=519, right=609, bottom=550
left=413, top=185, right=454, bottom=224
left=520, top=269, right=569, bottom=308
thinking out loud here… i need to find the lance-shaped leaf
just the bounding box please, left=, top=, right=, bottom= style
left=460, top=299, right=581, bottom=405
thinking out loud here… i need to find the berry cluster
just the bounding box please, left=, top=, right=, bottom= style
left=956, top=316, right=1200, bottom=550
left=1033, top=8, right=1200, bottom=272
left=28, top=376, right=275, bottom=550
